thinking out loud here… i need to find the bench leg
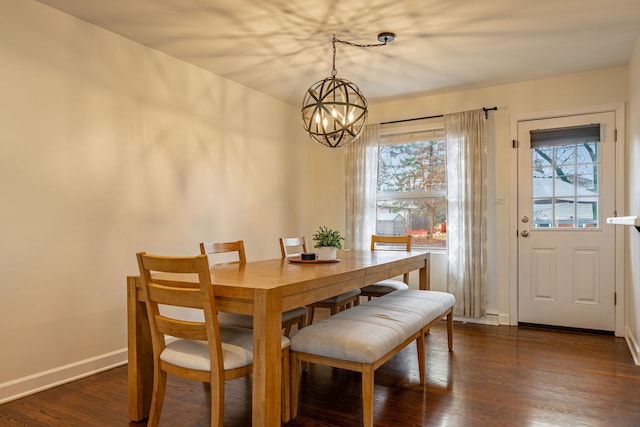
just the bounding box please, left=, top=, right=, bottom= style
left=416, top=333, right=426, bottom=385
left=362, top=366, right=375, bottom=427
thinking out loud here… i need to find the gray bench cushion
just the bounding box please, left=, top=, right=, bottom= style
left=291, top=289, right=454, bottom=364
left=367, top=289, right=455, bottom=325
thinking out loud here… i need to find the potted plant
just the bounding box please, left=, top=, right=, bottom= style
left=312, top=225, right=344, bottom=260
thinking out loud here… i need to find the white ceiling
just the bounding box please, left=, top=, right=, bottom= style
left=35, top=0, right=640, bottom=106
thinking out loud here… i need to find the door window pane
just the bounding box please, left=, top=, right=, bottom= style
left=577, top=164, right=599, bottom=193
left=533, top=147, right=553, bottom=167
left=554, top=165, right=575, bottom=197
left=554, top=144, right=575, bottom=165
left=531, top=141, right=600, bottom=229
left=532, top=167, right=552, bottom=198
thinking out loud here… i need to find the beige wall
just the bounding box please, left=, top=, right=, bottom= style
left=0, top=0, right=317, bottom=401
left=626, top=36, right=640, bottom=363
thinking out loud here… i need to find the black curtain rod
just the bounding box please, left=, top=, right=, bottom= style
left=380, top=106, right=497, bottom=125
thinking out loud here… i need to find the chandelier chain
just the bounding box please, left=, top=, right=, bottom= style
left=331, top=34, right=391, bottom=76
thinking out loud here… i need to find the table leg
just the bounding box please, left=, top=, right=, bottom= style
left=252, top=288, right=282, bottom=427
left=127, top=276, right=153, bottom=421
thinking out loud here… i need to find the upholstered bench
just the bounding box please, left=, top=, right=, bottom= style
left=290, top=289, right=455, bottom=427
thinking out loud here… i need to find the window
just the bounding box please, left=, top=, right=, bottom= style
left=376, top=126, right=447, bottom=248
left=530, top=124, right=601, bottom=229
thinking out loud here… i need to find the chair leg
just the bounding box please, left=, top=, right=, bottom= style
left=281, top=348, right=291, bottom=422
left=210, top=376, right=225, bottom=427
left=290, top=352, right=301, bottom=419
left=361, top=366, right=375, bottom=427
left=147, top=368, right=167, bottom=427
left=308, top=307, right=315, bottom=325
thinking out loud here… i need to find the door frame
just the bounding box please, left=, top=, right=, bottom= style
left=509, top=103, right=626, bottom=336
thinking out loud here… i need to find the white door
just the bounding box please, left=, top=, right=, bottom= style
left=517, top=112, right=616, bottom=331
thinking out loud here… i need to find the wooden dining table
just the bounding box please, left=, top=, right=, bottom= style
left=127, top=249, right=430, bottom=426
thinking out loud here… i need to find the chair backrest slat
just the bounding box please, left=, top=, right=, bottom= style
left=154, top=316, right=208, bottom=341
left=370, top=235, right=412, bottom=251
left=140, top=254, right=203, bottom=274
left=146, top=283, right=204, bottom=308
left=199, top=240, right=247, bottom=265
left=280, top=236, right=307, bottom=258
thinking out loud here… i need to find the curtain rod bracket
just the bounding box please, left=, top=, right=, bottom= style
left=483, top=107, right=497, bottom=119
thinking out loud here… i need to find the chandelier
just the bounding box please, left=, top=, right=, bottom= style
left=301, top=33, right=395, bottom=148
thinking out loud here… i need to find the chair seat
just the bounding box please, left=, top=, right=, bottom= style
left=218, top=307, right=307, bottom=329
left=360, top=279, right=408, bottom=296
left=161, top=325, right=290, bottom=371
left=315, top=288, right=361, bottom=304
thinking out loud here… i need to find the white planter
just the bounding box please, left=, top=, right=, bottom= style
left=317, top=246, right=337, bottom=260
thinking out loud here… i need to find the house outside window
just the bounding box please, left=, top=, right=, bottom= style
left=376, top=126, right=447, bottom=249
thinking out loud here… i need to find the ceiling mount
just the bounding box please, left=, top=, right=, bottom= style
left=377, top=32, right=395, bottom=44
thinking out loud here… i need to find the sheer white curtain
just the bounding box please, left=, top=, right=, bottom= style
left=445, top=110, right=487, bottom=318
left=345, top=124, right=379, bottom=250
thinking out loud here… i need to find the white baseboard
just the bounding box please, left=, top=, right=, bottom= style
left=498, top=313, right=511, bottom=325
left=453, top=313, right=511, bottom=326
left=625, top=326, right=640, bottom=366
left=455, top=313, right=500, bottom=326
left=0, top=348, right=128, bottom=404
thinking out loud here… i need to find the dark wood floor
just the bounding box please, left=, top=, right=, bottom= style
left=1, top=321, right=639, bottom=426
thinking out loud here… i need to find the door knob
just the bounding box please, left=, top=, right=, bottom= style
left=521, top=230, right=529, bottom=237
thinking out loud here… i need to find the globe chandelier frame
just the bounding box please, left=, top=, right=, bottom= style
left=301, top=32, right=395, bottom=148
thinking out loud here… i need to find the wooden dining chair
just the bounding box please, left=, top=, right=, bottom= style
left=360, top=235, right=412, bottom=300
left=280, top=236, right=361, bottom=324
left=136, top=252, right=291, bottom=426
left=199, top=240, right=307, bottom=336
